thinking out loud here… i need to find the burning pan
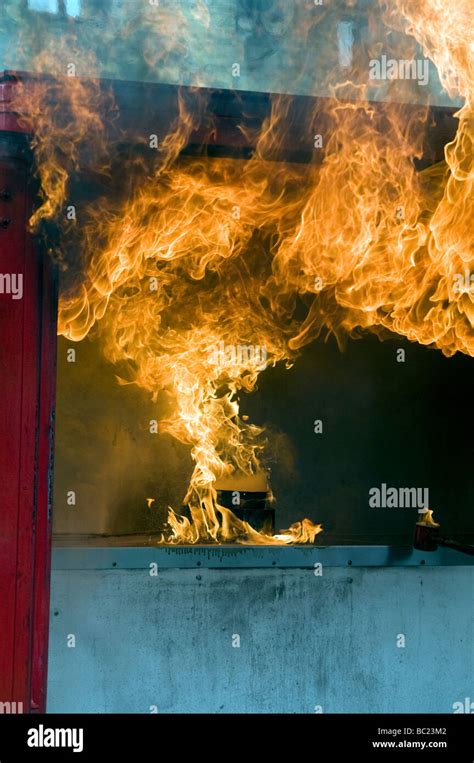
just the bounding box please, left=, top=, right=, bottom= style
left=179, top=490, right=274, bottom=534
left=216, top=489, right=274, bottom=533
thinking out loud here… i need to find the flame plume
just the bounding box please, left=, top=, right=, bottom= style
left=10, top=0, right=473, bottom=544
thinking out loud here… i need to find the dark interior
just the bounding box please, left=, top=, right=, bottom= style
left=53, top=327, right=474, bottom=545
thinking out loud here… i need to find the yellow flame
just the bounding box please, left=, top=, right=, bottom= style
left=11, top=0, right=473, bottom=544
left=417, top=508, right=440, bottom=527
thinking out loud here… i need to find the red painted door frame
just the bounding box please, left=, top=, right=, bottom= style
left=0, top=73, right=57, bottom=714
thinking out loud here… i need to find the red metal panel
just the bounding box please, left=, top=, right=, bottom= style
left=31, top=253, right=58, bottom=712
left=0, top=140, right=25, bottom=708
left=0, top=119, right=57, bottom=711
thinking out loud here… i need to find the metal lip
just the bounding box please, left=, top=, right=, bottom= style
left=51, top=545, right=474, bottom=570
left=0, top=70, right=459, bottom=167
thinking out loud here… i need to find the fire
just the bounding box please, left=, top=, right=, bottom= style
left=417, top=508, right=440, bottom=527
left=10, top=0, right=473, bottom=544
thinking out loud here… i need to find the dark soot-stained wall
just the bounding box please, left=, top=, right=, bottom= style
left=53, top=332, right=473, bottom=544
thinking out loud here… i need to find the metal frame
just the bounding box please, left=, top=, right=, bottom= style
left=52, top=545, right=474, bottom=570
left=0, top=74, right=58, bottom=713
left=1, top=70, right=458, bottom=166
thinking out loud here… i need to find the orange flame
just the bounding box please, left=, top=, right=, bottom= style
left=417, top=508, right=440, bottom=527
left=12, top=0, right=473, bottom=544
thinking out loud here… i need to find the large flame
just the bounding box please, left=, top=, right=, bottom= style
left=10, top=0, right=473, bottom=543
